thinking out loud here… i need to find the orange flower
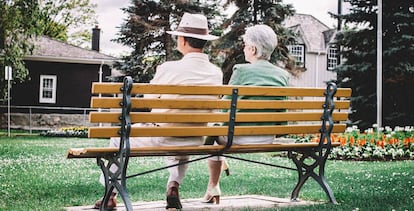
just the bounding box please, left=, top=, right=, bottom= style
left=404, top=138, right=410, bottom=147
left=357, top=139, right=366, bottom=147
left=376, top=140, right=385, bottom=148
left=349, top=136, right=355, bottom=146
left=340, top=137, right=347, bottom=146
left=388, top=137, right=399, bottom=146
left=331, top=134, right=340, bottom=142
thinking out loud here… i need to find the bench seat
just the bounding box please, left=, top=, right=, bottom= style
left=66, top=76, right=352, bottom=210
left=68, top=142, right=341, bottom=158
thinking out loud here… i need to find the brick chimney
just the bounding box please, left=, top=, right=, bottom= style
left=92, top=25, right=100, bottom=52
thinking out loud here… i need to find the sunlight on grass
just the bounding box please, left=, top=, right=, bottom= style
left=1, top=136, right=413, bottom=210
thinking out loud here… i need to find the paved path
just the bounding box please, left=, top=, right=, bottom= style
left=66, top=195, right=318, bottom=211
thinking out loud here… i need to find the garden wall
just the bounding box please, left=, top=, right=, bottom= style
left=0, top=113, right=94, bottom=131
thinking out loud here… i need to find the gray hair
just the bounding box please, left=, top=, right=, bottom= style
left=242, top=24, right=278, bottom=60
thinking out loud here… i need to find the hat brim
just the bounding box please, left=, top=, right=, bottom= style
left=166, top=31, right=219, bottom=41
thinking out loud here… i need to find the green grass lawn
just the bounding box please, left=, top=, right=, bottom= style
left=0, top=135, right=413, bottom=210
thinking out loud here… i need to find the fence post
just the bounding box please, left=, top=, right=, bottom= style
left=29, top=107, right=32, bottom=134
left=5, top=66, right=12, bottom=137
left=83, top=109, right=87, bottom=126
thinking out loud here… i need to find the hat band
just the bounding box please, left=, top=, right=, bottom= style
left=177, top=27, right=208, bottom=35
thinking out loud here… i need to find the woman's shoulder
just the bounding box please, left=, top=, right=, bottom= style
left=233, top=63, right=251, bottom=71
left=234, top=61, right=282, bottom=72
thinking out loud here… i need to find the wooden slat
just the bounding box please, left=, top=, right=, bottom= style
left=68, top=82, right=352, bottom=160
left=88, top=124, right=347, bottom=138
left=90, top=97, right=351, bottom=110
left=67, top=142, right=341, bottom=158
left=92, top=83, right=352, bottom=97
left=89, top=112, right=349, bottom=123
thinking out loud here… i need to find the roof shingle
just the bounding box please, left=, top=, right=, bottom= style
left=25, top=36, right=117, bottom=64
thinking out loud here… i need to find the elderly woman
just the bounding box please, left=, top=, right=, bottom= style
left=202, top=24, right=290, bottom=204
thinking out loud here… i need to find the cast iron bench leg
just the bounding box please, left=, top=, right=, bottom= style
left=97, top=156, right=133, bottom=211
left=289, top=151, right=337, bottom=204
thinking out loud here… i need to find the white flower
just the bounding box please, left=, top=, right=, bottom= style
left=366, top=128, right=374, bottom=134
left=373, top=148, right=384, bottom=158
left=396, top=149, right=404, bottom=157
left=394, top=126, right=404, bottom=132
left=362, top=152, right=370, bottom=158
left=346, top=127, right=354, bottom=133
left=385, top=126, right=393, bottom=132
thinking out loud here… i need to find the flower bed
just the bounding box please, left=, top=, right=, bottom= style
left=38, top=125, right=414, bottom=160
left=292, top=125, right=414, bottom=161
left=40, top=126, right=88, bottom=138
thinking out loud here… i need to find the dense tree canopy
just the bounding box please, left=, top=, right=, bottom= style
left=211, top=0, right=297, bottom=83
left=334, top=0, right=414, bottom=129
left=112, top=0, right=223, bottom=82
left=113, top=0, right=297, bottom=83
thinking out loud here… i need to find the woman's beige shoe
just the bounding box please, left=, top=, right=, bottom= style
left=202, top=185, right=221, bottom=204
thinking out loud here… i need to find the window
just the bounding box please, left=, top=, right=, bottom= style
left=327, top=46, right=339, bottom=70
left=287, top=44, right=305, bottom=67
left=39, top=75, right=57, bottom=103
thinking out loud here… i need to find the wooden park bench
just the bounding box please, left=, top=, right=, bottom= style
left=67, top=76, right=352, bottom=210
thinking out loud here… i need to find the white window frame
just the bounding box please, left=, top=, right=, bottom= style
left=327, top=46, right=338, bottom=70
left=39, top=75, right=57, bottom=103
left=287, top=44, right=305, bottom=67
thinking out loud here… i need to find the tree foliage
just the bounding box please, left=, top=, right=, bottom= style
left=38, top=0, right=97, bottom=47
left=0, top=0, right=97, bottom=100
left=0, top=0, right=43, bottom=99
left=112, top=0, right=223, bottom=82
left=113, top=0, right=297, bottom=84
left=334, top=0, right=414, bottom=130
left=211, top=0, right=297, bottom=83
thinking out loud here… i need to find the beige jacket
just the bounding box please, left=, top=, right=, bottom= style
left=146, top=52, right=223, bottom=127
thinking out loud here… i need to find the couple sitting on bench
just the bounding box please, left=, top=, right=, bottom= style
left=94, top=12, right=290, bottom=210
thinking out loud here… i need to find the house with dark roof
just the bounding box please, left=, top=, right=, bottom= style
left=284, top=14, right=338, bottom=88
left=11, top=30, right=117, bottom=114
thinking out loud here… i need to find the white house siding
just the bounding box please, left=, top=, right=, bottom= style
left=284, top=14, right=338, bottom=89
left=290, top=52, right=337, bottom=88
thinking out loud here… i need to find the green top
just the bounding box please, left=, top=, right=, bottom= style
left=225, top=60, right=290, bottom=125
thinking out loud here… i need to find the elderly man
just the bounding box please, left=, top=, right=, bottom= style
left=94, top=13, right=223, bottom=210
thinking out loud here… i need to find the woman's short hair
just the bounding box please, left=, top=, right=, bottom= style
left=243, top=24, right=278, bottom=60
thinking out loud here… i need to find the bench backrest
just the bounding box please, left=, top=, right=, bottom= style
left=88, top=77, right=352, bottom=144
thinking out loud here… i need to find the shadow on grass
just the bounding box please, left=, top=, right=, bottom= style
left=0, top=136, right=413, bottom=210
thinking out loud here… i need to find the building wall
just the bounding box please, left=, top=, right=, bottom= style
left=290, top=52, right=337, bottom=88
left=11, top=61, right=111, bottom=113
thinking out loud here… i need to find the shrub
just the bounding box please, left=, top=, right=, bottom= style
left=291, top=125, right=414, bottom=161
left=40, top=126, right=88, bottom=138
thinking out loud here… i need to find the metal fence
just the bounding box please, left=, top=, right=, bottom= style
left=0, top=105, right=98, bottom=134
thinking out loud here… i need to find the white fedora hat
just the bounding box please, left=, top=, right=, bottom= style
left=166, top=13, right=219, bottom=41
